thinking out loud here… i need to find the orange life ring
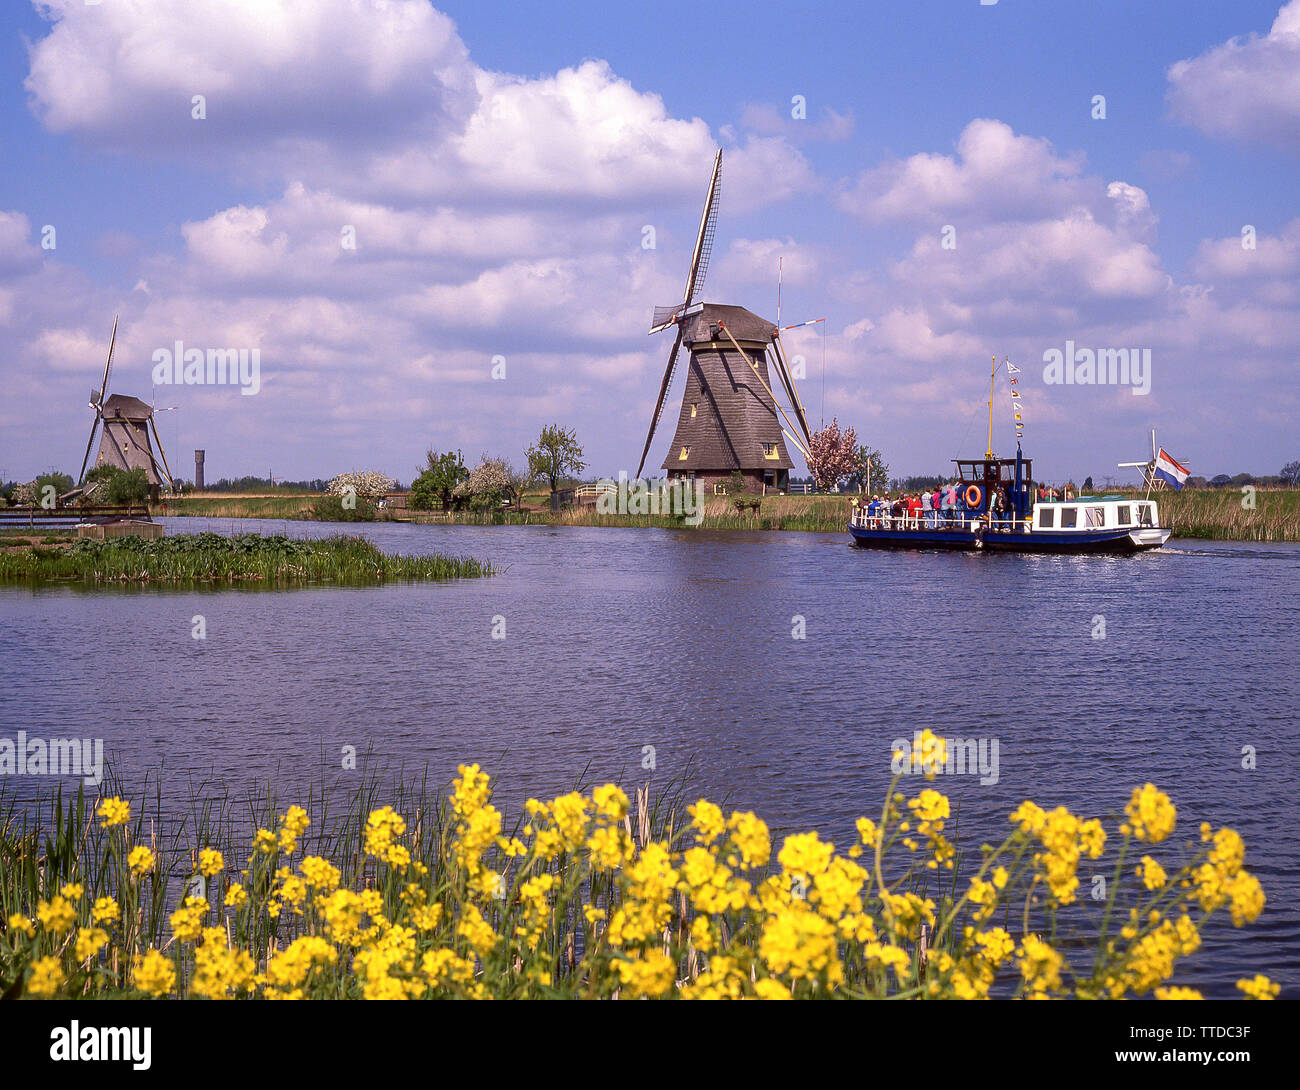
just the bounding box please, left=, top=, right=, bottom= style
left=964, top=484, right=983, bottom=508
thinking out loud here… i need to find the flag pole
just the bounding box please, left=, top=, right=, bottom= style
left=986, top=356, right=996, bottom=459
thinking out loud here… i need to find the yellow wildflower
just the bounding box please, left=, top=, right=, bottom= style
left=132, top=949, right=175, bottom=997
left=96, top=796, right=130, bottom=828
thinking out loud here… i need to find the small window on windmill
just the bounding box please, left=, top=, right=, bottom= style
left=690, top=402, right=698, bottom=418
left=763, top=442, right=778, bottom=460
left=678, top=445, right=690, bottom=461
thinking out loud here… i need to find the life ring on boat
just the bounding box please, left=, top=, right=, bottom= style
left=964, top=484, right=984, bottom=509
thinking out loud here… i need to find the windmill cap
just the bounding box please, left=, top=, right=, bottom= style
left=101, top=394, right=153, bottom=419
left=680, top=304, right=777, bottom=347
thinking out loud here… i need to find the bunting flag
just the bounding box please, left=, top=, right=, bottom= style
left=1004, top=359, right=1025, bottom=438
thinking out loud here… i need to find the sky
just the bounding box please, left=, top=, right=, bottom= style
left=1, top=0, right=1297, bottom=488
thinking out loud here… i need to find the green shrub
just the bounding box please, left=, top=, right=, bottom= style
left=311, top=494, right=377, bottom=522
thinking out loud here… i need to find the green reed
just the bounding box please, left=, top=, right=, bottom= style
left=0, top=532, right=493, bottom=584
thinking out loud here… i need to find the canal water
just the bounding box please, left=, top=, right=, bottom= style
left=2, top=517, right=1298, bottom=996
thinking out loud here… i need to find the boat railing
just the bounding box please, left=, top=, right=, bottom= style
left=850, top=509, right=1033, bottom=533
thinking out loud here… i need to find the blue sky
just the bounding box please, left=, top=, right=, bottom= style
left=1, top=0, right=1297, bottom=487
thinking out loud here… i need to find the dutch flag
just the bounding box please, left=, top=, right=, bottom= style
left=1154, top=448, right=1190, bottom=490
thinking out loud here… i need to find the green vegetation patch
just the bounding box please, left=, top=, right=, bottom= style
left=0, top=532, right=493, bottom=585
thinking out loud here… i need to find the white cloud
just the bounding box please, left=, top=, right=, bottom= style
left=838, top=119, right=1093, bottom=225
left=1167, top=1, right=1300, bottom=152
left=25, top=0, right=476, bottom=154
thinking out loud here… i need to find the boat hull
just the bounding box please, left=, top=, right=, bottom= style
left=846, top=523, right=1170, bottom=554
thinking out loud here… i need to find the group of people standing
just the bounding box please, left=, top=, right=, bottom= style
left=854, top=482, right=1018, bottom=530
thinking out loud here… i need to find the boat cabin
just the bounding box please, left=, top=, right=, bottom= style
left=1032, top=496, right=1158, bottom=532
left=952, top=454, right=1034, bottom=522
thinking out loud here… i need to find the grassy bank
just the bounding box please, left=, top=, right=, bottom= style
left=1155, top=488, right=1300, bottom=541
left=0, top=746, right=1275, bottom=1000
left=149, top=488, right=1300, bottom=541
left=157, top=493, right=319, bottom=519
left=0, top=532, right=493, bottom=585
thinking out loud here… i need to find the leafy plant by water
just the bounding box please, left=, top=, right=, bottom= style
left=0, top=532, right=492, bottom=584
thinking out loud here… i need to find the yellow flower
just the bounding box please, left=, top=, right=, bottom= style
left=777, top=831, right=833, bottom=880
left=91, top=896, right=120, bottom=924
left=36, top=895, right=77, bottom=935
left=263, top=935, right=337, bottom=997
left=253, top=828, right=277, bottom=855
left=759, top=904, right=844, bottom=986
left=613, top=949, right=676, bottom=998
left=168, top=896, right=209, bottom=942
left=1154, top=986, right=1202, bottom=1000
left=457, top=904, right=498, bottom=958
left=132, top=949, right=175, bottom=997
left=299, top=855, right=341, bottom=891
left=278, top=805, right=310, bottom=854
left=587, top=824, right=630, bottom=870
left=97, top=796, right=130, bottom=827
left=1137, top=856, right=1167, bottom=891
left=198, top=848, right=224, bottom=877
left=1123, top=784, right=1176, bottom=844
left=60, top=881, right=84, bottom=900
left=192, top=928, right=256, bottom=999
left=725, top=811, right=771, bottom=870
left=225, top=882, right=248, bottom=908
left=1236, top=974, right=1280, bottom=1000
left=128, top=845, right=156, bottom=876
left=319, top=889, right=366, bottom=944
left=26, top=956, right=62, bottom=998
left=1017, top=935, right=1063, bottom=997
left=688, top=799, right=726, bottom=845
left=592, top=783, right=629, bottom=820
left=7, top=912, right=35, bottom=938
left=364, top=806, right=410, bottom=868
left=75, top=926, right=110, bottom=962
left=753, top=978, right=791, bottom=1000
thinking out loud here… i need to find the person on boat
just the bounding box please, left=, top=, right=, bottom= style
left=992, top=486, right=1008, bottom=530
left=891, top=495, right=904, bottom=526
left=928, top=488, right=940, bottom=528
left=907, top=493, right=922, bottom=528
left=920, top=489, right=932, bottom=527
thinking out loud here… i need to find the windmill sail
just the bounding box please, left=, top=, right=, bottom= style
left=80, top=316, right=118, bottom=482
left=638, top=150, right=723, bottom=475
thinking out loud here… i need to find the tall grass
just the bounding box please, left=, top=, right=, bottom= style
left=0, top=532, right=493, bottom=585
left=156, top=496, right=318, bottom=519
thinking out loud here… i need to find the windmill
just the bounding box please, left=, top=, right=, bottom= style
left=635, top=150, right=813, bottom=493
left=1118, top=429, right=1187, bottom=498
left=78, top=316, right=176, bottom=499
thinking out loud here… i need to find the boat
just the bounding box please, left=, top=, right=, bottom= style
left=847, top=457, right=1171, bottom=553
left=846, top=360, right=1174, bottom=554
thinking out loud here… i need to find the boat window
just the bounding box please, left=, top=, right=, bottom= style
left=1038, top=507, right=1056, bottom=529
left=1060, top=507, right=1077, bottom=528
left=1138, top=504, right=1153, bottom=527
left=1117, top=504, right=1130, bottom=525
left=1085, top=506, right=1105, bottom=528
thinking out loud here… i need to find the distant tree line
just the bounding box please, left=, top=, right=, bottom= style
left=201, top=476, right=330, bottom=493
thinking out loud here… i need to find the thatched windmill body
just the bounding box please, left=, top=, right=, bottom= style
left=78, top=317, right=175, bottom=499
left=636, top=150, right=812, bottom=494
